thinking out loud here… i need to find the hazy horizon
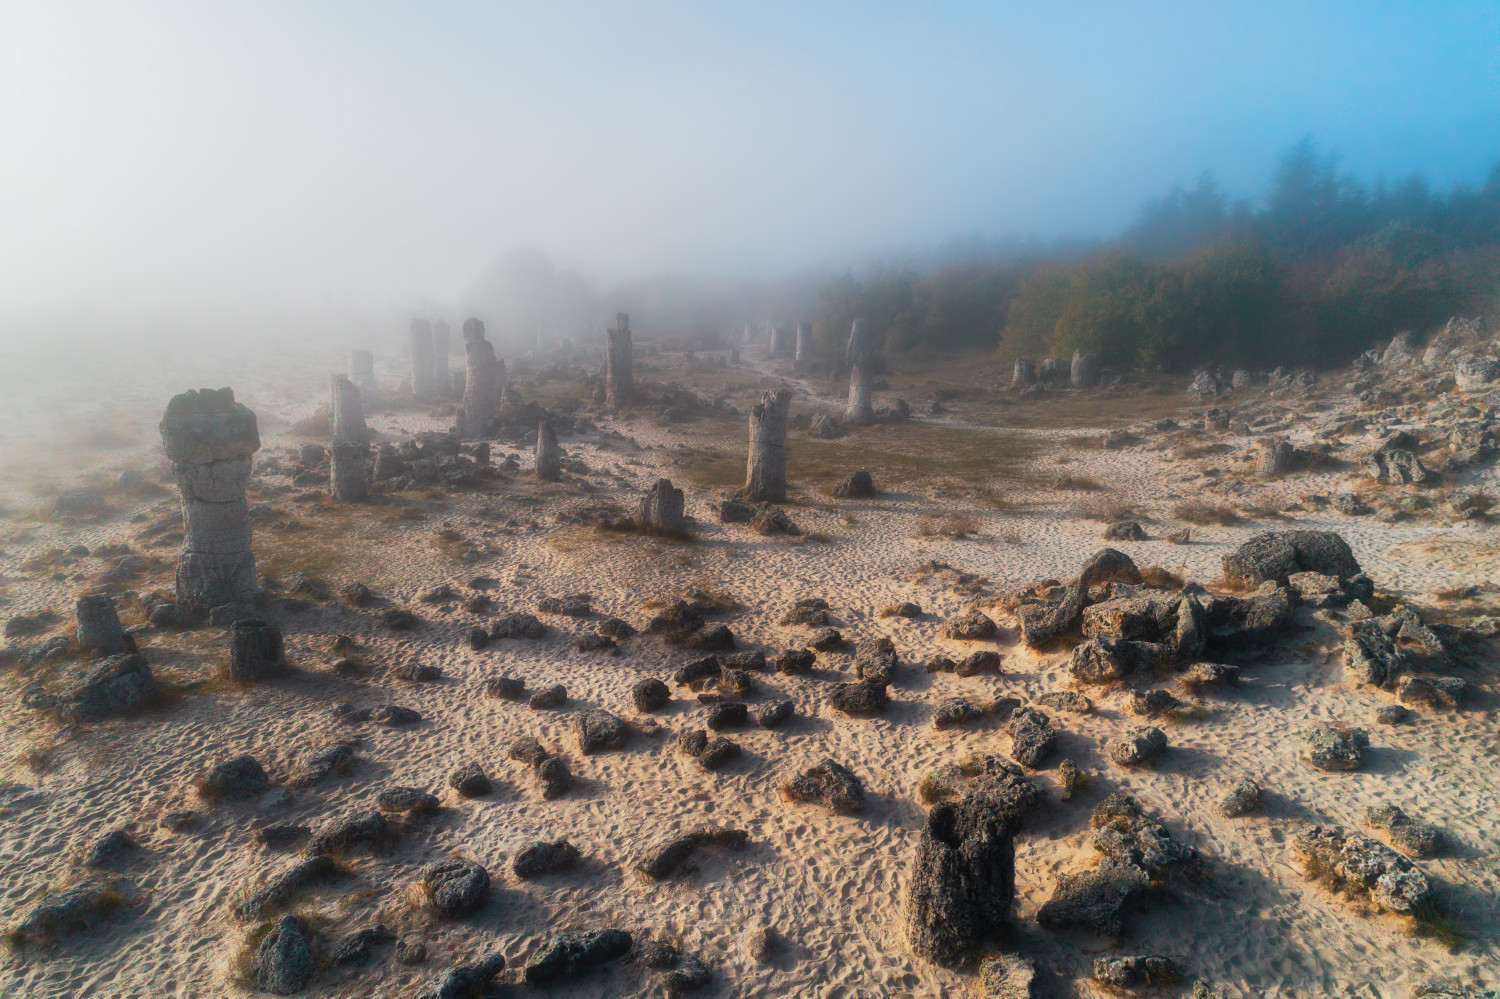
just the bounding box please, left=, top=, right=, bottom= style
left=2, top=1, right=1498, bottom=339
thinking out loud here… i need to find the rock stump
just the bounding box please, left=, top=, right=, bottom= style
left=745, top=388, right=792, bottom=503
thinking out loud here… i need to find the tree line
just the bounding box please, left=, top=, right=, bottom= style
left=811, top=139, right=1500, bottom=370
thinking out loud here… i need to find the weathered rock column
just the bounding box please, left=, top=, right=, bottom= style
left=535, top=420, right=562, bottom=481
left=845, top=318, right=871, bottom=368
left=845, top=355, right=875, bottom=426
left=432, top=320, right=451, bottom=396
left=159, top=388, right=261, bottom=613
left=1012, top=358, right=1036, bottom=388
left=76, top=593, right=127, bottom=655
left=637, top=478, right=686, bottom=534
left=330, top=375, right=368, bottom=444
left=745, top=388, right=793, bottom=502
left=410, top=320, right=436, bottom=400
left=794, top=322, right=809, bottom=366
left=1070, top=349, right=1099, bottom=387
left=349, top=350, right=377, bottom=396
left=330, top=442, right=370, bottom=501
left=604, top=313, right=634, bottom=409
left=456, top=320, right=498, bottom=439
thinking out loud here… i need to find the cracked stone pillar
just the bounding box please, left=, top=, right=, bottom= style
left=349, top=350, right=377, bottom=396
left=845, top=355, right=875, bottom=426
left=1070, top=349, right=1099, bottom=387
left=795, top=322, right=809, bottom=366
left=637, top=478, right=686, bottom=534
left=745, top=388, right=793, bottom=502
left=604, top=312, right=634, bottom=409
left=535, top=420, right=562, bottom=481
left=76, top=593, right=127, bottom=655
left=330, top=442, right=370, bottom=501
left=1012, top=358, right=1037, bottom=388
left=845, top=318, right=871, bottom=368
left=159, top=388, right=261, bottom=613
left=410, top=319, right=436, bottom=400
left=432, top=320, right=451, bottom=396
left=457, top=320, right=498, bottom=439
left=330, top=374, right=368, bottom=444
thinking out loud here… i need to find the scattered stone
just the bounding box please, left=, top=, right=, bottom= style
left=632, top=677, right=671, bottom=712
left=1366, top=804, right=1445, bottom=858
left=524, top=929, right=633, bottom=985
left=447, top=762, right=492, bottom=798
left=943, top=609, right=997, bottom=640
left=512, top=839, right=581, bottom=878
left=1007, top=708, right=1055, bottom=767
left=1301, top=725, right=1369, bottom=771
left=54, top=653, right=160, bottom=723
left=756, top=699, right=794, bottom=728
left=1107, top=726, right=1168, bottom=767
left=1397, top=674, right=1466, bottom=710
left=980, top=953, right=1037, bottom=999
left=306, top=811, right=389, bottom=856
left=784, top=758, right=865, bottom=813
left=706, top=701, right=749, bottom=729
left=638, top=825, right=749, bottom=879
left=1079, top=548, right=1142, bottom=587
left=1034, top=690, right=1093, bottom=713
left=1017, top=584, right=1086, bottom=647
left=84, top=828, right=137, bottom=868
left=678, top=729, right=741, bottom=770
left=809, top=628, right=845, bottom=650
left=933, top=697, right=986, bottom=730
left=414, top=954, right=507, bottom=999
left=827, top=679, right=889, bottom=715
left=75, top=594, right=128, bottom=655
left=251, top=914, right=316, bottom=996
left=779, top=598, right=830, bottom=626
left=903, top=793, right=1018, bottom=966
left=529, top=684, right=568, bottom=710
left=332, top=924, right=393, bottom=966
left=832, top=470, right=876, bottom=498
left=483, top=675, right=525, bottom=700
left=575, top=709, right=627, bottom=754
left=1103, top=520, right=1146, bottom=541
left=421, top=858, right=490, bottom=916
left=381, top=608, right=421, bottom=630
left=774, top=648, right=816, bottom=673
left=1222, top=530, right=1361, bottom=586
left=199, top=754, right=273, bottom=800
left=1094, top=955, right=1181, bottom=988
left=1069, top=637, right=1165, bottom=684
left=234, top=856, right=337, bottom=921
left=377, top=786, right=441, bottom=815
left=491, top=613, right=547, bottom=639
left=290, top=743, right=355, bottom=789
left=1217, top=779, right=1263, bottom=817
left=1293, top=824, right=1432, bottom=913
left=537, top=758, right=574, bottom=799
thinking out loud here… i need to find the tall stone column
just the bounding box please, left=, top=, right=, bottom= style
left=794, top=322, right=809, bottom=365
left=1012, top=358, right=1037, bottom=388
left=845, top=318, right=871, bottom=368
left=457, top=319, right=498, bottom=439
left=330, top=441, right=369, bottom=501
left=432, top=320, right=451, bottom=396
left=1070, top=349, right=1099, bottom=387
left=349, top=350, right=377, bottom=396
left=604, top=312, right=634, bottom=409
left=410, top=319, right=436, bottom=400
left=845, top=356, right=875, bottom=426
left=330, top=374, right=368, bottom=444
left=159, top=388, right=261, bottom=613
left=745, top=388, right=793, bottom=503
left=535, top=420, right=562, bottom=481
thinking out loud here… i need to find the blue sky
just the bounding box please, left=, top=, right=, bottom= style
left=1, top=0, right=1496, bottom=318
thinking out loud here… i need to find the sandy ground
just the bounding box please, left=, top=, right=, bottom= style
left=0, top=338, right=1496, bottom=998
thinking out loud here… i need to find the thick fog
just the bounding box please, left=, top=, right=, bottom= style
left=0, top=1, right=1496, bottom=350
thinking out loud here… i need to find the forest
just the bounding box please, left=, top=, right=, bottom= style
left=811, top=139, right=1500, bottom=370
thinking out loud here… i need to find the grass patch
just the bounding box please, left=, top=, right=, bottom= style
left=914, top=513, right=980, bottom=538
left=1071, top=495, right=1144, bottom=522
left=1172, top=499, right=1242, bottom=526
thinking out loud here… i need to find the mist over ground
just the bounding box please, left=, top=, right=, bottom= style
left=1, top=2, right=1496, bottom=357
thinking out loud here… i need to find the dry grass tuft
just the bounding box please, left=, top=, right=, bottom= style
left=1139, top=564, right=1185, bottom=589
left=1071, top=495, right=1143, bottom=522
left=1172, top=499, right=1242, bottom=526
left=914, top=513, right=980, bottom=538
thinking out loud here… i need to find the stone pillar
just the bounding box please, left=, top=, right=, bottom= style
left=432, top=320, right=451, bottom=396
left=845, top=356, right=875, bottom=426
left=410, top=319, right=436, bottom=400
left=159, top=388, right=261, bottom=613
left=637, top=478, right=686, bottom=534
left=745, top=388, right=793, bottom=502
left=457, top=320, right=498, bottom=439
left=330, top=374, right=368, bottom=444
left=795, top=322, right=809, bottom=365
left=76, top=593, right=127, bottom=655
left=498, top=382, right=521, bottom=422
left=1070, top=349, right=1099, bottom=387
left=535, top=420, right=562, bottom=481
left=330, top=442, right=370, bottom=501
left=349, top=350, right=377, bottom=396
left=1012, top=358, right=1036, bottom=388
left=604, top=312, right=634, bottom=409
left=229, top=617, right=286, bottom=680
left=845, top=318, right=871, bottom=368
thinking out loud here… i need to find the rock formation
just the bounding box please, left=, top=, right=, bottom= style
left=432, top=319, right=450, bottom=395
left=535, top=420, right=562, bottom=481
left=604, top=312, right=634, bottom=408
left=637, top=478, right=686, bottom=534
left=456, top=320, right=498, bottom=439
left=159, top=388, right=261, bottom=613
left=349, top=349, right=377, bottom=396
left=329, top=374, right=367, bottom=444
left=410, top=319, right=436, bottom=400
left=845, top=355, right=875, bottom=426
left=744, top=388, right=793, bottom=503
left=76, top=593, right=127, bottom=655
left=1071, top=349, right=1099, bottom=387
left=330, top=441, right=370, bottom=501
left=1012, top=357, right=1036, bottom=388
